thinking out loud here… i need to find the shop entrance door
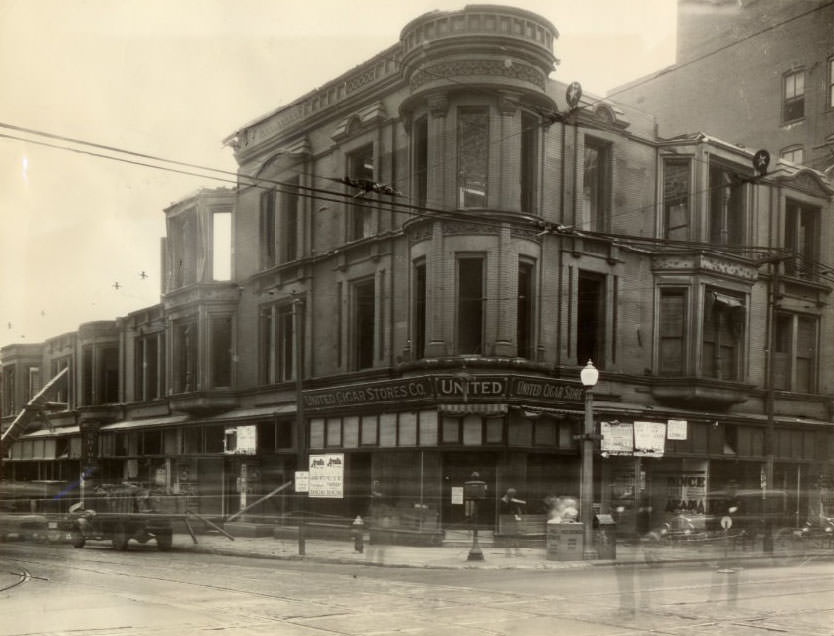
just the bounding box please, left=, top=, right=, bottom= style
left=441, top=452, right=496, bottom=530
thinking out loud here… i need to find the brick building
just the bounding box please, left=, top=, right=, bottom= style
left=2, top=4, right=832, bottom=542
left=610, top=0, right=834, bottom=175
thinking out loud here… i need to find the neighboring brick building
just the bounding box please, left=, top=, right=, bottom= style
left=609, top=0, right=834, bottom=175
left=2, top=4, right=832, bottom=543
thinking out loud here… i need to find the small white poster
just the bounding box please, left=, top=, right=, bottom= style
left=634, top=421, right=666, bottom=457
left=308, top=453, right=344, bottom=498
left=667, top=419, right=688, bottom=440
left=451, top=486, right=464, bottom=505
left=294, top=471, right=309, bottom=493
left=601, top=421, right=634, bottom=455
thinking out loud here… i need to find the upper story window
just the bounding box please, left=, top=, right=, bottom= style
left=659, top=288, right=687, bottom=376
left=520, top=111, right=539, bottom=214
left=773, top=313, right=817, bottom=393
left=81, top=343, right=118, bottom=406
left=134, top=332, right=165, bottom=402
left=347, top=144, right=375, bottom=241
left=412, top=116, right=428, bottom=209
left=702, top=289, right=745, bottom=381
left=457, top=256, right=484, bottom=354
left=577, top=271, right=606, bottom=367
left=168, top=209, right=198, bottom=288
left=582, top=137, right=610, bottom=232
left=783, top=69, right=805, bottom=123
left=279, top=177, right=300, bottom=263
left=829, top=57, right=834, bottom=109
left=1, top=366, right=15, bottom=416
left=172, top=318, right=198, bottom=394
left=457, top=108, right=489, bottom=208
left=209, top=314, right=233, bottom=389
left=663, top=158, right=691, bottom=241
left=780, top=146, right=804, bottom=165
left=352, top=278, right=376, bottom=370
left=260, top=303, right=295, bottom=384
left=708, top=163, right=745, bottom=247
left=517, top=260, right=535, bottom=359
left=50, top=357, right=71, bottom=407
left=412, top=260, right=426, bottom=361
left=212, top=210, right=232, bottom=280
left=784, top=200, right=819, bottom=280
left=259, top=189, right=277, bottom=269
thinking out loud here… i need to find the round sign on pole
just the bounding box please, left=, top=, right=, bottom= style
left=721, top=515, right=733, bottom=530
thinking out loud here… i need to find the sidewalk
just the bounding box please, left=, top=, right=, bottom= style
left=172, top=528, right=831, bottom=570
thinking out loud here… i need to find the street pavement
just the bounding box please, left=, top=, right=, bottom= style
left=169, top=526, right=833, bottom=570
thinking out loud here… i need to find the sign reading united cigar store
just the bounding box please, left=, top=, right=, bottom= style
left=302, top=375, right=584, bottom=411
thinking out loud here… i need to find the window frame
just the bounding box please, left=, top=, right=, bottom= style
left=456, top=107, right=490, bottom=208
left=456, top=255, right=485, bottom=355
left=783, top=198, right=820, bottom=280
left=412, top=259, right=426, bottom=361
left=782, top=69, right=806, bottom=124
left=701, top=288, right=746, bottom=381
left=773, top=312, right=818, bottom=393
left=780, top=146, right=804, bottom=165
left=658, top=287, right=688, bottom=376
left=279, top=176, right=300, bottom=263
left=708, top=161, right=746, bottom=247
left=581, top=136, right=611, bottom=232
left=345, top=143, right=375, bottom=242
left=662, top=157, right=691, bottom=241
left=351, top=277, right=376, bottom=371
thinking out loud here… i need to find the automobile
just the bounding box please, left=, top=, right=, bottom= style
left=0, top=512, right=49, bottom=542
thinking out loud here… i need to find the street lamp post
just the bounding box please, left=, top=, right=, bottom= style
left=580, top=360, right=599, bottom=560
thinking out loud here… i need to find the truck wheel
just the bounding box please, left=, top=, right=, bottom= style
left=156, top=530, right=173, bottom=551
left=111, top=523, right=129, bottom=551
left=70, top=526, right=86, bottom=548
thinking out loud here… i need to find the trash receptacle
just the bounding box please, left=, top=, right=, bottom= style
left=594, top=514, right=616, bottom=560
left=546, top=521, right=584, bottom=561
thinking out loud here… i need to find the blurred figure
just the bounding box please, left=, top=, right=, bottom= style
left=500, top=488, right=525, bottom=556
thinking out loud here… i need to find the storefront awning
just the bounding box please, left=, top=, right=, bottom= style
left=101, top=415, right=189, bottom=431
left=201, top=404, right=296, bottom=423
left=438, top=403, right=508, bottom=416
left=19, top=425, right=80, bottom=438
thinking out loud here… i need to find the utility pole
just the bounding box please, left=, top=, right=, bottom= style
left=292, top=294, right=307, bottom=554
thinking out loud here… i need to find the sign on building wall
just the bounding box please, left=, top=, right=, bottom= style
left=667, top=419, right=688, bottom=440
left=601, top=421, right=634, bottom=455
left=634, top=421, right=666, bottom=457
left=224, top=425, right=257, bottom=455
left=295, top=471, right=309, bottom=493
left=308, top=453, right=344, bottom=498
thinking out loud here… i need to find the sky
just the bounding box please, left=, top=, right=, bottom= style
left=0, top=0, right=677, bottom=349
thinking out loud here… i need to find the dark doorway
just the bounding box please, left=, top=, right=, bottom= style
left=441, top=452, right=497, bottom=530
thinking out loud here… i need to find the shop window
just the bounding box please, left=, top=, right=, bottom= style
left=508, top=418, right=533, bottom=447
left=582, top=137, right=610, bottom=231
left=209, top=315, right=233, bottom=389
left=343, top=416, right=359, bottom=448
left=50, top=357, right=71, bottom=407
left=212, top=210, right=232, bottom=280
left=378, top=413, right=395, bottom=447
left=784, top=200, right=819, bottom=280
left=257, top=420, right=276, bottom=453
left=773, top=313, right=817, bottom=393
left=279, top=176, right=299, bottom=263
left=457, top=107, right=489, bottom=207
left=577, top=271, right=605, bottom=367
left=462, top=415, right=482, bottom=446
left=346, top=144, right=375, bottom=241
left=115, top=432, right=128, bottom=457
left=558, top=422, right=575, bottom=449
left=309, top=418, right=324, bottom=449
left=204, top=426, right=225, bottom=453
left=709, top=163, right=745, bottom=247
left=326, top=418, right=342, bottom=448
left=702, top=290, right=745, bottom=381
left=259, top=189, right=276, bottom=269
left=412, top=260, right=426, bottom=360
left=486, top=417, right=503, bottom=444
left=783, top=69, right=805, bottom=123
left=163, top=429, right=178, bottom=455
left=143, top=431, right=162, bottom=455
left=183, top=427, right=201, bottom=454
left=663, top=158, right=690, bottom=240
left=442, top=417, right=461, bottom=443
left=412, top=115, right=428, bottom=208
left=457, top=256, right=484, bottom=354
left=398, top=412, right=417, bottom=446
left=360, top=415, right=378, bottom=446
left=173, top=318, right=198, bottom=394
left=99, top=433, right=114, bottom=457
left=534, top=420, right=556, bottom=446
left=419, top=411, right=438, bottom=446
left=520, top=111, right=539, bottom=213
left=277, top=420, right=294, bottom=449
left=659, top=288, right=687, bottom=375
left=517, top=260, right=534, bottom=359
left=352, top=278, right=375, bottom=370
left=135, top=333, right=164, bottom=402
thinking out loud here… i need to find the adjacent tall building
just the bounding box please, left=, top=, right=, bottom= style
left=2, top=5, right=832, bottom=541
